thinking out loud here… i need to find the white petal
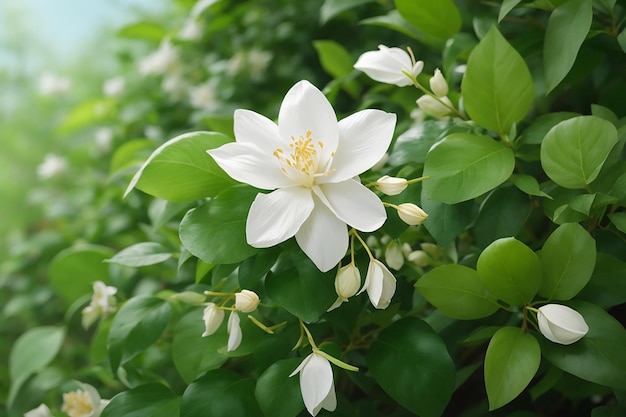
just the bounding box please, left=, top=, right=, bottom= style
left=365, top=260, right=396, bottom=309
left=315, top=181, right=386, bottom=232
left=278, top=80, right=338, bottom=164
left=353, top=46, right=413, bottom=86
left=299, top=354, right=334, bottom=416
left=289, top=353, right=314, bottom=377
left=246, top=187, right=314, bottom=247
left=322, top=110, right=396, bottom=183
left=295, top=196, right=348, bottom=272
left=234, top=109, right=282, bottom=155
left=318, top=378, right=337, bottom=413
left=227, top=312, right=242, bottom=352
left=207, top=142, right=292, bottom=190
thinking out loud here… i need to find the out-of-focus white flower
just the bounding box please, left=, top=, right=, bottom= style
left=178, top=18, right=203, bottom=40
left=24, top=404, right=53, bottom=417
left=408, top=250, right=430, bottom=267
left=144, top=125, right=163, bottom=140
left=188, top=81, right=218, bottom=110
left=61, top=383, right=108, bottom=417
left=81, top=281, right=118, bottom=329
left=227, top=49, right=272, bottom=80
left=385, top=241, right=404, bottom=270
left=36, top=154, right=67, bottom=179
left=430, top=68, right=449, bottom=97
left=420, top=243, right=439, bottom=258
left=227, top=311, right=242, bottom=352
left=94, top=128, right=114, bottom=152
left=328, top=263, right=361, bottom=311
left=38, top=73, right=71, bottom=95
left=161, top=68, right=188, bottom=99
left=537, top=304, right=589, bottom=345
left=358, top=259, right=396, bottom=309
left=103, top=76, right=125, bottom=97
left=139, top=40, right=179, bottom=75
left=201, top=302, right=224, bottom=337
left=354, top=45, right=423, bottom=87
left=289, top=352, right=337, bottom=416
left=208, top=80, right=396, bottom=272
left=376, top=175, right=408, bottom=196
left=416, top=95, right=454, bottom=118
left=397, top=203, right=428, bottom=226
left=235, top=290, right=260, bottom=313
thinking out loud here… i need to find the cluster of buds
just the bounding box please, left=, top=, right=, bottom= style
left=374, top=175, right=429, bottom=226
left=416, top=69, right=455, bottom=118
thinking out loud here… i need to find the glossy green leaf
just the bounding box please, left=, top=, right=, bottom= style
left=544, top=0, right=593, bottom=92
left=484, top=327, right=541, bottom=410
left=477, top=237, right=542, bottom=306
left=101, top=384, right=180, bottom=417
left=180, top=369, right=262, bottom=417
left=416, top=264, right=499, bottom=319
left=125, top=131, right=237, bottom=202
left=394, top=0, right=461, bottom=40
left=474, top=186, right=531, bottom=248
left=442, top=33, right=477, bottom=75
left=57, top=98, right=115, bottom=133
left=510, top=174, right=552, bottom=199
left=8, top=326, right=65, bottom=407
left=179, top=185, right=259, bottom=264
left=388, top=120, right=454, bottom=166
left=117, top=22, right=167, bottom=41
left=461, top=26, right=534, bottom=135
left=360, top=10, right=426, bottom=41
left=265, top=251, right=336, bottom=323
left=421, top=190, right=475, bottom=245
left=106, top=242, right=172, bottom=267
left=107, top=296, right=172, bottom=371
left=368, top=318, right=455, bottom=417
left=609, top=212, right=626, bottom=233
left=539, top=301, right=626, bottom=390
left=499, top=0, right=523, bottom=22
left=423, top=133, right=515, bottom=204
left=541, top=116, right=618, bottom=189
left=313, top=40, right=354, bottom=78
left=319, top=0, right=376, bottom=24
left=578, top=253, right=626, bottom=308
left=255, top=359, right=304, bottom=417
left=109, top=139, right=154, bottom=179
left=49, top=245, right=114, bottom=307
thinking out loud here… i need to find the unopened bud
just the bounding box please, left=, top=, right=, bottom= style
left=416, top=95, right=453, bottom=118
left=408, top=250, right=430, bottom=267
left=235, top=289, right=260, bottom=313
left=376, top=175, right=408, bottom=196
left=335, top=263, right=361, bottom=299
left=537, top=304, right=589, bottom=345
left=385, top=241, right=404, bottom=270
left=430, top=68, right=449, bottom=97
left=202, top=303, right=224, bottom=337
left=397, top=203, right=428, bottom=226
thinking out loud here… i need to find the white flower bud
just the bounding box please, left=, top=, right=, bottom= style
left=416, top=95, right=453, bottom=118
left=537, top=304, right=589, bottom=345
left=354, top=44, right=423, bottom=87
left=289, top=352, right=337, bottom=416
left=408, top=250, right=430, bottom=267
left=335, top=263, right=361, bottom=299
left=235, top=289, right=260, bottom=313
left=430, top=68, right=449, bottom=97
left=358, top=259, right=396, bottom=309
left=227, top=311, right=242, bottom=352
left=397, top=203, right=428, bottom=226
left=201, top=303, right=224, bottom=337
left=24, top=404, right=53, bottom=417
left=385, top=242, right=404, bottom=270
left=376, top=175, right=408, bottom=196
left=420, top=243, right=439, bottom=258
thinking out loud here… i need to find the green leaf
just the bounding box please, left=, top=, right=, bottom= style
left=539, top=301, right=626, bottom=390
left=360, top=10, right=426, bottom=41
left=106, top=242, right=172, bottom=267
left=255, top=359, right=304, bottom=417
left=442, top=33, right=478, bottom=75
left=423, top=133, right=515, bottom=204
left=539, top=223, right=596, bottom=300
left=180, top=369, right=262, bottom=417
left=578, top=253, right=626, bottom=308
left=421, top=190, right=475, bottom=245
left=110, top=139, right=154, bottom=178
left=394, top=0, right=461, bottom=39
left=474, top=186, right=531, bottom=248
left=125, top=131, right=237, bottom=203
left=368, top=318, right=456, bottom=417
left=313, top=40, right=355, bottom=79
left=107, top=296, right=172, bottom=372
left=461, top=26, right=534, bottom=135
left=179, top=185, right=259, bottom=264
left=101, top=384, right=180, bottom=417
left=484, top=327, right=541, bottom=410
left=544, top=0, right=593, bottom=92
left=618, top=27, right=626, bottom=54
left=265, top=251, right=336, bottom=323
left=510, top=174, right=552, bottom=199
left=499, top=0, right=524, bottom=22
left=388, top=120, right=454, bottom=166
left=416, top=264, right=499, bottom=319
left=540, top=116, right=618, bottom=189
left=8, top=326, right=65, bottom=407
left=477, top=237, right=542, bottom=306
left=49, top=245, right=114, bottom=307
left=117, top=22, right=167, bottom=41
left=57, top=98, right=116, bottom=133
left=319, top=0, right=376, bottom=24
left=609, top=212, right=626, bottom=233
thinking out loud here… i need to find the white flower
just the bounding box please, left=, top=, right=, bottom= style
left=94, top=128, right=114, bottom=152
left=162, top=69, right=188, bottom=98
left=178, top=18, right=202, bottom=40
left=201, top=302, right=224, bottom=337
left=397, top=203, right=428, bottom=226
left=376, top=175, right=407, bottom=196
left=385, top=241, right=404, bottom=270
left=208, top=80, right=396, bottom=272
left=38, top=73, right=71, bottom=95
left=537, top=304, right=589, bottom=345
left=24, top=404, right=53, bottom=417
left=430, top=68, right=449, bottom=97
left=289, top=353, right=337, bottom=416
left=139, top=40, right=179, bottom=75
left=408, top=250, right=430, bottom=267
left=235, top=290, right=260, bottom=313
left=103, top=76, right=125, bottom=97
left=328, top=263, right=361, bottom=311
left=354, top=45, right=423, bottom=87
left=61, top=383, right=108, bottom=417
left=358, top=259, right=396, bottom=309
left=82, top=281, right=118, bottom=329
left=36, top=154, right=67, bottom=179
left=416, top=95, right=454, bottom=118
left=227, top=311, right=242, bottom=352
left=188, top=81, right=218, bottom=110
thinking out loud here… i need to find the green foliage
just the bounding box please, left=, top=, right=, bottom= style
left=101, top=384, right=181, bottom=417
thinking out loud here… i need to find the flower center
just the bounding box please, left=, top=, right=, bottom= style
left=273, top=130, right=333, bottom=187
left=62, top=390, right=94, bottom=417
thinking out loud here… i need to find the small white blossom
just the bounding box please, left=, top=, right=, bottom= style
left=201, top=302, right=224, bottom=337
left=416, top=95, right=454, bottom=118
left=36, top=154, right=67, bottom=179
left=537, top=304, right=589, bottom=345
left=328, top=263, right=361, bottom=311
left=385, top=241, right=404, bottom=270
left=178, top=18, right=202, bottom=40
left=289, top=353, right=337, bottom=416
left=82, top=281, right=118, bottom=329
left=227, top=311, right=242, bottom=352
left=38, top=73, right=71, bottom=95
left=354, top=45, right=423, bottom=87
left=235, top=290, right=260, bottom=313
left=24, top=404, right=53, bottom=417
left=188, top=81, right=218, bottom=110
left=358, top=259, right=396, bottom=309
left=430, top=68, right=449, bottom=97
left=397, top=203, right=428, bottom=226
left=376, top=175, right=408, bottom=196
left=61, top=383, right=109, bottom=417
left=103, top=76, right=125, bottom=97
left=139, top=40, right=179, bottom=75
left=408, top=250, right=430, bottom=267
left=94, top=128, right=114, bottom=152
